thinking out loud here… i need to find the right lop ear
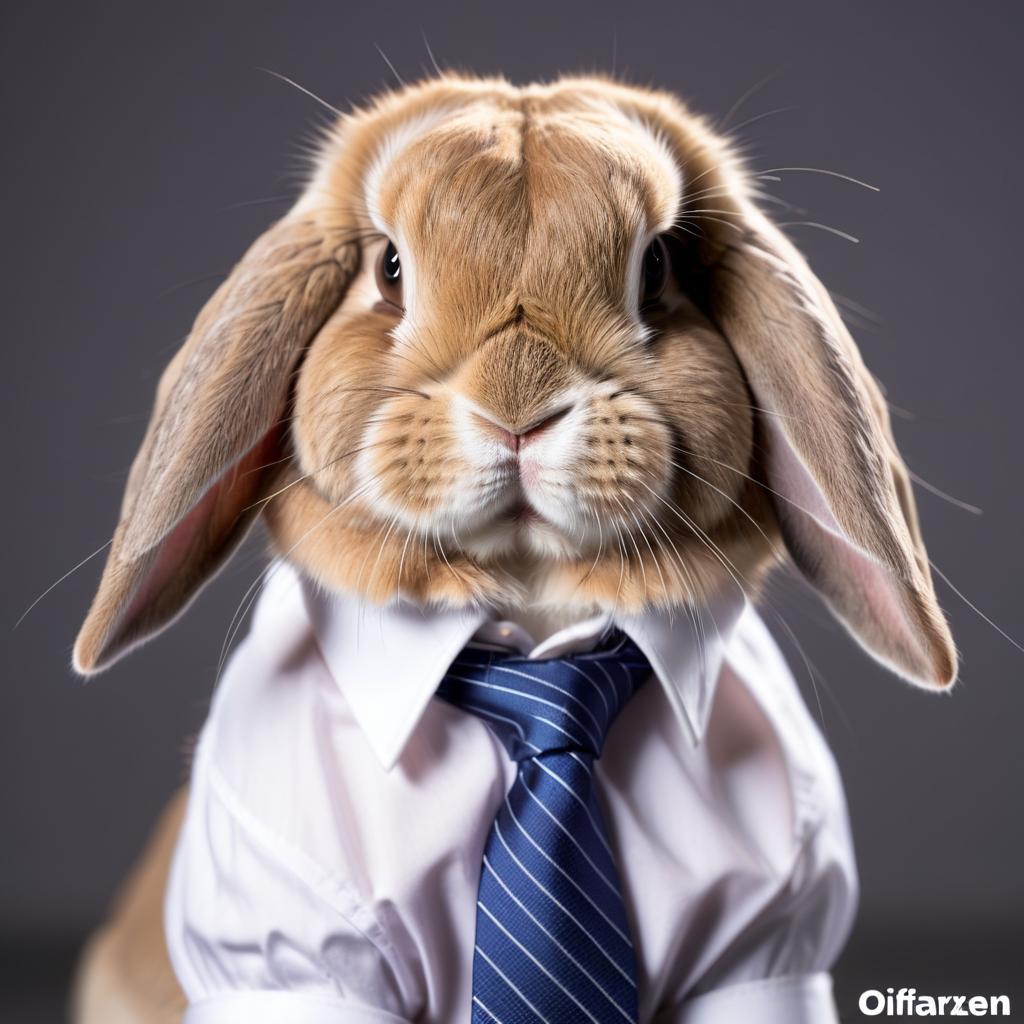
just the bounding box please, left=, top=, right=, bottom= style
left=707, top=202, right=957, bottom=689
left=74, top=213, right=359, bottom=674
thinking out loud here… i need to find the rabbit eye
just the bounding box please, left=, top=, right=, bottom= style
left=639, top=235, right=670, bottom=309
left=376, top=240, right=403, bottom=309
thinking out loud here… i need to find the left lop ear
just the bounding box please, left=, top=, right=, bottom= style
left=709, top=203, right=956, bottom=687
left=73, top=213, right=359, bottom=674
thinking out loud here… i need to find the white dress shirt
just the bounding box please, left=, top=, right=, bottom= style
left=165, top=562, right=857, bottom=1023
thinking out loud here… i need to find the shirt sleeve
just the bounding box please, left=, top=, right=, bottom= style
left=665, top=973, right=839, bottom=1024
left=164, top=727, right=420, bottom=1024
left=646, top=815, right=854, bottom=1024
left=659, top=819, right=855, bottom=1023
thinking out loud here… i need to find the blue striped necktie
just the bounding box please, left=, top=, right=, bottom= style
left=436, top=629, right=652, bottom=1024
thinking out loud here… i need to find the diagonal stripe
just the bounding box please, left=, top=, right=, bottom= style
left=559, top=659, right=611, bottom=724
left=483, top=856, right=636, bottom=1018
left=612, top=658, right=635, bottom=710
left=443, top=675, right=595, bottom=748
left=456, top=701, right=539, bottom=752
left=477, top=901, right=603, bottom=1024
left=530, top=758, right=614, bottom=860
left=589, top=658, right=625, bottom=708
left=516, top=774, right=621, bottom=895
left=530, top=714, right=589, bottom=748
left=504, top=796, right=632, bottom=945
left=474, top=944, right=549, bottom=1024
left=476, top=912, right=580, bottom=1022
left=491, top=821, right=635, bottom=983
left=472, top=995, right=505, bottom=1024
left=444, top=719, right=616, bottom=869
left=488, top=664, right=605, bottom=737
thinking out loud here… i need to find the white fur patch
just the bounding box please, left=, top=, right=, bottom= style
left=623, top=111, right=685, bottom=228
left=363, top=106, right=455, bottom=231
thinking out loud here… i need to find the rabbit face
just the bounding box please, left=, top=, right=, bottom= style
left=289, top=91, right=753, bottom=600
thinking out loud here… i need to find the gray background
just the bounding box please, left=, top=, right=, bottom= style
left=3, top=0, right=1022, bottom=1019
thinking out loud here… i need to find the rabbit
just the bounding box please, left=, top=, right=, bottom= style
left=70, top=74, right=955, bottom=1024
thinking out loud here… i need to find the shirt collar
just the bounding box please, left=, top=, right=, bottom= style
left=302, top=578, right=745, bottom=770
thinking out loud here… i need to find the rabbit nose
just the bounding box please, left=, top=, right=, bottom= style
left=456, top=329, right=577, bottom=432
left=472, top=404, right=574, bottom=452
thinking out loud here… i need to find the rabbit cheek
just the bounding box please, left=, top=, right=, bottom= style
left=651, top=326, right=754, bottom=529
left=291, top=315, right=391, bottom=503
left=354, top=394, right=503, bottom=535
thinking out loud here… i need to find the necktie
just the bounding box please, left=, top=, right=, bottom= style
left=436, top=630, right=652, bottom=1024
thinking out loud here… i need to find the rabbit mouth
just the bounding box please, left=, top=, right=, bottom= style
left=480, top=497, right=553, bottom=538
left=502, top=501, right=550, bottom=533
left=456, top=496, right=585, bottom=563
left=511, top=502, right=543, bottom=523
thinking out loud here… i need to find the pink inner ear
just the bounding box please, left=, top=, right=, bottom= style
left=763, top=418, right=927, bottom=677
left=117, top=428, right=281, bottom=639
left=763, top=418, right=848, bottom=542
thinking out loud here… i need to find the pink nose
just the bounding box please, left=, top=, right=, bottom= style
left=472, top=405, right=572, bottom=453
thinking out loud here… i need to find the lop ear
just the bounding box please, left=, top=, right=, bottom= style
left=709, top=204, right=956, bottom=687
left=74, top=214, right=359, bottom=674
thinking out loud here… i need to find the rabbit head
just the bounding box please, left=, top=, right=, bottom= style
left=74, top=75, right=956, bottom=689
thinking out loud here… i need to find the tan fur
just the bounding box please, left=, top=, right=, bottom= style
left=71, top=73, right=956, bottom=1022
left=71, top=791, right=187, bottom=1023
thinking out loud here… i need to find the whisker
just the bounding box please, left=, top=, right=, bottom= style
left=396, top=517, right=417, bottom=585
left=422, top=31, right=443, bottom=76
left=637, top=480, right=749, bottom=600
left=725, top=105, right=797, bottom=137
left=907, top=470, right=982, bottom=515
left=676, top=206, right=748, bottom=220
left=776, top=220, right=860, bottom=244
left=15, top=539, right=113, bottom=629
left=665, top=456, right=785, bottom=560
left=573, top=507, right=608, bottom=591
left=634, top=503, right=711, bottom=669
left=157, top=271, right=228, bottom=300
left=355, top=509, right=403, bottom=595
left=221, top=195, right=296, bottom=211
left=757, top=166, right=880, bottom=192
left=238, top=436, right=394, bottom=516
left=680, top=213, right=745, bottom=235
left=829, top=292, right=882, bottom=325
left=432, top=525, right=464, bottom=586
left=633, top=391, right=811, bottom=425
left=717, top=71, right=782, bottom=131
left=617, top=495, right=657, bottom=595
left=766, top=606, right=829, bottom=735
left=375, top=44, right=406, bottom=88
left=258, top=67, right=344, bottom=118
left=216, top=477, right=378, bottom=680
left=667, top=442, right=832, bottom=523
left=929, top=560, right=1024, bottom=656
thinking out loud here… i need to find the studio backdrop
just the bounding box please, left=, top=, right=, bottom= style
left=3, top=1, right=1022, bottom=1021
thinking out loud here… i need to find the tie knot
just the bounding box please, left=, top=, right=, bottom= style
left=437, top=630, right=651, bottom=760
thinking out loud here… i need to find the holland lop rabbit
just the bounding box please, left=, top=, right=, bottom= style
left=71, top=74, right=955, bottom=1024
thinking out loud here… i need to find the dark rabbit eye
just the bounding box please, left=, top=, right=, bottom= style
left=376, top=240, right=403, bottom=308
left=639, top=235, right=670, bottom=309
